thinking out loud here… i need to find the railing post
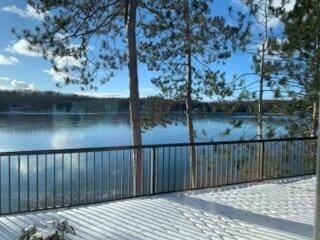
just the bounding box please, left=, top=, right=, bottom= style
left=260, top=140, right=265, bottom=180
left=150, top=147, right=156, bottom=195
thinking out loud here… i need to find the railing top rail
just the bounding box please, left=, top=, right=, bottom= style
left=0, top=136, right=316, bottom=156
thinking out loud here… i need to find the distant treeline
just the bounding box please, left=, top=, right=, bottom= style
left=0, top=90, right=307, bottom=114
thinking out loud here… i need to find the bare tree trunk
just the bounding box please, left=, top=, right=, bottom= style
left=257, top=1, right=268, bottom=140
left=186, top=57, right=196, bottom=189
left=257, top=54, right=264, bottom=140
left=184, top=0, right=196, bottom=189
left=126, top=0, right=142, bottom=196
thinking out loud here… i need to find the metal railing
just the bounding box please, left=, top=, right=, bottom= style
left=0, top=137, right=316, bottom=215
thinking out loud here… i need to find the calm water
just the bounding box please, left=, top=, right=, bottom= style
left=0, top=113, right=290, bottom=151
left=0, top=113, right=313, bottom=214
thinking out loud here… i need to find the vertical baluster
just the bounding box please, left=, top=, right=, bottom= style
left=53, top=154, right=55, bottom=208
left=196, top=145, right=200, bottom=188
left=208, top=145, right=211, bottom=187
left=45, top=154, right=47, bottom=209
left=0, top=156, right=1, bottom=214
left=279, top=141, right=283, bottom=177
left=150, top=147, right=155, bottom=195
left=154, top=148, right=157, bottom=193
left=297, top=140, right=301, bottom=175
left=114, top=151, right=117, bottom=200
left=254, top=142, right=258, bottom=180
left=128, top=150, right=131, bottom=198
left=274, top=142, right=280, bottom=178
left=195, top=146, right=198, bottom=188
left=36, top=154, right=39, bottom=209
left=70, top=153, right=73, bottom=206
left=108, top=151, right=111, bottom=200
left=183, top=147, right=191, bottom=190
left=18, top=155, right=21, bottom=212
left=244, top=143, right=248, bottom=182
left=168, top=147, right=171, bottom=191
left=298, top=140, right=301, bottom=174
left=27, top=155, right=30, bottom=210
left=249, top=143, right=252, bottom=181
left=302, top=140, right=306, bottom=174
left=246, top=143, right=249, bottom=182
left=210, top=145, right=214, bottom=186
left=282, top=141, right=285, bottom=177
left=85, top=152, right=88, bottom=203
left=203, top=145, right=209, bottom=187
left=225, top=145, right=228, bottom=185
left=78, top=152, right=80, bottom=204
left=241, top=144, right=244, bottom=183
left=230, top=144, right=233, bottom=184
left=179, top=146, right=184, bottom=190
left=8, top=155, right=11, bottom=213
left=203, top=145, right=207, bottom=187
left=220, top=145, right=223, bottom=185
left=101, top=151, right=103, bottom=201
left=93, top=152, right=96, bottom=202
left=162, top=147, right=165, bottom=192
left=234, top=144, right=238, bottom=184
left=173, top=146, right=177, bottom=191
left=256, top=142, right=259, bottom=180
left=62, top=154, right=64, bottom=206
left=121, top=150, right=124, bottom=199
left=216, top=145, right=219, bottom=186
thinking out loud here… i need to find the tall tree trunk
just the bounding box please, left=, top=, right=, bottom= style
left=184, top=0, right=196, bottom=189
left=258, top=52, right=264, bottom=140
left=312, top=101, right=318, bottom=137
left=257, top=1, right=268, bottom=140
left=126, top=0, right=142, bottom=196
left=186, top=54, right=196, bottom=189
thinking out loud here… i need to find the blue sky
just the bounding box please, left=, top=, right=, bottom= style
left=0, top=0, right=290, bottom=99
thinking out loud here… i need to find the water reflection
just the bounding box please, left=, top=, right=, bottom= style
left=0, top=113, right=289, bottom=151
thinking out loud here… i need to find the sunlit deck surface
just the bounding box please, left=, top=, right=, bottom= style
left=0, top=176, right=314, bottom=240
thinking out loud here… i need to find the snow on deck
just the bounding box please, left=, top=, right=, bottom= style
left=0, top=176, right=315, bottom=240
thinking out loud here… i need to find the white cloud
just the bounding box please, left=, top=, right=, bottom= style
left=0, top=77, right=11, bottom=82
left=73, top=88, right=158, bottom=99
left=0, top=76, right=37, bottom=91
left=6, top=39, right=84, bottom=67
left=231, top=0, right=296, bottom=29
left=43, top=68, right=71, bottom=83
left=1, top=4, right=46, bottom=21
left=43, top=56, right=85, bottom=82
left=74, top=91, right=128, bottom=98
left=6, top=39, right=42, bottom=57
left=11, top=80, right=37, bottom=91
left=273, top=0, right=295, bottom=12
left=0, top=55, right=20, bottom=65
left=6, top=38, right=84, bottom=82
left=54, top=56, right=84, bottom=68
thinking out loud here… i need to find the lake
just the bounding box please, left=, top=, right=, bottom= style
left=0, top=113, right=290, bottom=151
left=0, top=113, right=315, bottom=214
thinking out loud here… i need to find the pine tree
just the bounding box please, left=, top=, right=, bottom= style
left=274, top=0, right=320, bottom=136
left=16, top=0, right=154, bottom=195
left=140, top=0, right=249, bottom=188
left=232, top=0, right=286, bottom=139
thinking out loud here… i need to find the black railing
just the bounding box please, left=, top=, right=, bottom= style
left=0, top=137, right=316, bottom=215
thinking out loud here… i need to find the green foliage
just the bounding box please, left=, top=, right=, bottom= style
left=140, top=0, right=249, bottom=100
left=267, top=0, right=320, bottom=136
left=17, top=1, right=133, bottom=89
